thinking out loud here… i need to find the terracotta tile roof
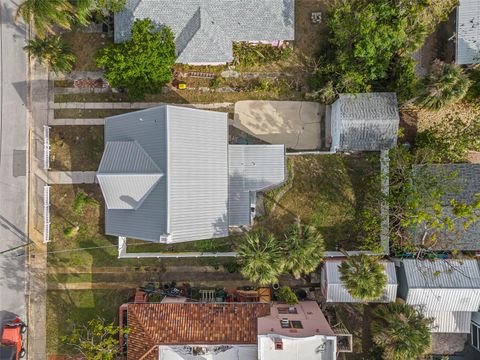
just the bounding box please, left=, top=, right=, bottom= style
left=127, top=302, right=271, bottom=360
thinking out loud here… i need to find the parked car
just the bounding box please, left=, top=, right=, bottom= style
left=0, top=317, right=26, bottom=360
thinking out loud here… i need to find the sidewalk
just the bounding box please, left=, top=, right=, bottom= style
left=50, top=101, right=234, bottom=110
left=48, top=171, right=96, bottom=184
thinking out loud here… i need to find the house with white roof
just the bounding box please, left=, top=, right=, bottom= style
left=396, top=259, right=480, bottom=333
left=321, top=260, right=398, bottom=303
left=96, top=105, right=286, bottom=252
left=114, top=0, right=295, bottom=65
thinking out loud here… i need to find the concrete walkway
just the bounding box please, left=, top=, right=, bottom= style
left=49, top=118, right=104, bottom=125
left=48, top=171, right=96, bottom=184
left=51, top=101, right=234, bottom=110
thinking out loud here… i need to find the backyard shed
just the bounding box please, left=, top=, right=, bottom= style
left=97, top=105, right=286, bottom=244
left=456, top=0, right=480, bottom=65
left=321, top=260, right=398, bottom=303
left=115, top=0, right=295, bottom=64
left=397, top=259, right=480, bottom=333
left=330, top=93, right=399, bottom=152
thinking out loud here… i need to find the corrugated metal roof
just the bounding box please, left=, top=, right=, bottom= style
left=115, top=0, right=295, bottom=64
left=456, top=0, right=480, bottom=65
left=401, top=259, right=480, bottom=312
left=166, top=106, right=229, bottom=243
left=422, top=311, right=472, bottom=333
left=323, top=261, right=398, bottom=303
left=331, top=93, right=399, bottom=152
left=228, top=145, right=286, bottom=226
left=411, top=164, right=480, bottom=251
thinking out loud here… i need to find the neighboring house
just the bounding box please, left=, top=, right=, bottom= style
left=411, top=164, right=480, bottom=251
left=96, top=105, right=285, bottom=244
left=396, top=259, right=480, bottom=333
left=121, top=299, right=339, bottom=360
left=329, top=93, right=400, bottom=152
left=115, top=0, right=295, bottom=64
left=321, top=260, right=398, bottom=303
left=456, top=0, right=480, bottom=65
left=471, top=312, right=480, bottom=353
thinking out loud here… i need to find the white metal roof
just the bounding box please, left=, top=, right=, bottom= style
left=158, top=345, right=257, bottom=360
left=258, top=335, right=336, bottom=360
left=456, top=0, right=480, bottom=65
left=323, top=261, right=398, bottom=303
left=423, top=311, right=472, bottom=333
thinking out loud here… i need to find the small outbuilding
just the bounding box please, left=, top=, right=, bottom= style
left=329, top=93, right=400, bottom=152
left=321, top=260, right=398, bottom=303
left=456, top=0, right=480, bottom=65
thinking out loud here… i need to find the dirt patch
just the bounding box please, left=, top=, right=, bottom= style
left=414, top=101, right=480, bottom=132
left=62, top=32, right=112, bottom=71
left=295, top=0, right=331, bottom=58
left=50, top=126, right=104, bottom=171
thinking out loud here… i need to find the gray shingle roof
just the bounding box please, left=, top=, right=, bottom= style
left=456, top=0, right=480, bottom=65
left=411, top=164, right=480, bottom=250
left=228, top=145, right=286, bottom=226
left=330, top=93, right=400, bottom=151
left=115, top=0, right=295, bottom=64
left=98, top=105, right=285, bottom=243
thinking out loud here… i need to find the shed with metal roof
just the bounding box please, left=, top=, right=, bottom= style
left=321, top=260, right=398, bottom=303
left=456, top=0, right=480, bottom=65
left=397, top=259, right=480, bottom=333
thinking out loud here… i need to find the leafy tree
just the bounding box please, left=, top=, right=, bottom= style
left=371, top=303, right=432, bottom=360
left=415, top=61, right=472, bottom=111
left=282, top=226, right=324, bottom=279
left=61, top=318, right=126, bottom=360
left=16, top=0, right=75, bottom=39
left=276, top=286, right=298, bottom=305
left=338, top=254, right=387, bottom=301
left=237, top=233, right=285, bottom=286
left=416, top=114, right=480, bottom=163
left=312, top=0, right=456, bottom=100
left=96, top=18, right=176, bottom=100
left=24, top=36, right=76, bottom=74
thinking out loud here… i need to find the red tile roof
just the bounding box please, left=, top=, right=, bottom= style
left=127, top=302, right=271, bottom=360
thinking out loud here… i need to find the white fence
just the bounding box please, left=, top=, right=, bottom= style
left=43, top=185, right=51, bottom=244
left=43, top=125, right=51, bottom=170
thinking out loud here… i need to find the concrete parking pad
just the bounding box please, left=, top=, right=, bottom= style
left=233, top=100, right=323, bottom=150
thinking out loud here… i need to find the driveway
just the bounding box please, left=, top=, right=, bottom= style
left=233, top=100, right=324, bottom=151
left=0, top=0, right=28, bottom=323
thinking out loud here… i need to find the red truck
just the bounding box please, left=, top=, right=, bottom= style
left=0, top=317, right=26, bottom=360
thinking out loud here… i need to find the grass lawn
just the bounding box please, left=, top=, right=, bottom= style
left=126, top=236, right=239, bottom=253
left=62, top=32, right=112, bottom=71
left=49, top=184, right=240, bottom=268
left=50, top=126, right=103, bottom=171
left=46, top=289, right=134, bottom=355
left=54, top=109, right=135, bottom=119
left=262, top=154, right=381, bottom=251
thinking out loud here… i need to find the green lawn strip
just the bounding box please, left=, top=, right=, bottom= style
left=62, top=32, right=112, bottom=72
left=53, top=80, right=74, bottom=88
left=50, top=126, right=103, bottom=171
left=46, top=289, right=133, bottom=355
left=263, top=159, right=294, bottom=214
left=126, top=236, right=238, bottom=253
left=47, top=271, right=163, bottom=284
left=54, top=109, right=135, bottom=119
left=262, top=154, right=381, bottom=251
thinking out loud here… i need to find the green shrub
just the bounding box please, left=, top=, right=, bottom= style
left=466, top=67, right=480, bottom=104
left=73, top=191, right=98, bottom=214
left=63, top=226, right=79, bottom=238
left=96, top=18, right=176, bottom=100
left=276, top=286, right=298, bottom=305
left=233, top=42, right=292, bottom=68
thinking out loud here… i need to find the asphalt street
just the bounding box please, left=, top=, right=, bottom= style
left=0, top=0, right=28, bottom=324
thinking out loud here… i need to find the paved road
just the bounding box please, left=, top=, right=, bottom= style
left=0, top=0, right=28, bottom=324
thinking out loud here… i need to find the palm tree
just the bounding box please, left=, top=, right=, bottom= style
left=16, top=0, right=75, bottom=38
left=282, top=226, right=325, bottom=279
left=371, top=303, right=432, bottom=360
left=24, top=36, right=76, bottom=74
left=237, top=232, right=284, bottom=286
left=415, top=61, right=472, bottom=111
left=338, top=254, right=387, bottom=301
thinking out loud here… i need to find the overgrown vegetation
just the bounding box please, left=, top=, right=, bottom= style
left=96, top=19, right=176, bottom=100
left=276, top=286, right=298, bottom=305
left=73, top=190, right=99, bottom=214
left=309, top=0, right=457, bottom=102
left=233, top=42, right=293, bottom=68
left=24, top=35, right=76, bottom=74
